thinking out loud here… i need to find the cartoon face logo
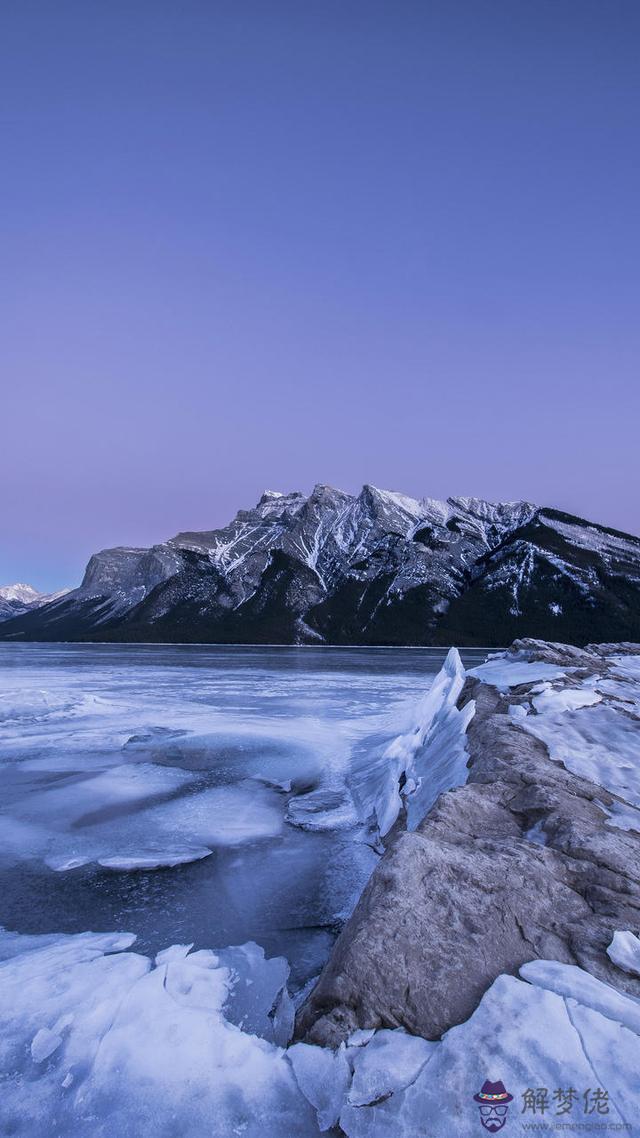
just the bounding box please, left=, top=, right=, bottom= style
left=473, top=1081, right=513, bottom=1131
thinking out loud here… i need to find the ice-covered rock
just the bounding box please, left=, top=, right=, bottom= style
left=512, top=690, right=640, bottom=806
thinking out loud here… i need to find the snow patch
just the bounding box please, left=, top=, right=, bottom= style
left=607, top=931, right=640, bottom=978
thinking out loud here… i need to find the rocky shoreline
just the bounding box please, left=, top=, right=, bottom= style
left=3, top=639, right=639, bottom=1136
left=297, top=639, right=640, bottom=1046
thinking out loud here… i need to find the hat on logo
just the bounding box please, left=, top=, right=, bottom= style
left=474, top=1081, right=514, bottom=1105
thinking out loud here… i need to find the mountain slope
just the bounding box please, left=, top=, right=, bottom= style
left=0, top=583, right=69, bottom=623
left=2, top=488, right=639, bottom=646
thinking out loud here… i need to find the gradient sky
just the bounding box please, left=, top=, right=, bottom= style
left=2, top=1, right=639, bottom=591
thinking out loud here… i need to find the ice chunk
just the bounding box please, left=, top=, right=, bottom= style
left=598, top=797, right=640, bottom=834
left=338, top=971, right=639, bottom=1136
left=288, top=1041, right=351, bottom=1130
left=606, top=930, right=640, bottom=978
left=468, top=658, right=568, bottom=690
left=97, top=846, right=212, bottom=870
left=531, top=685, right=602, bottom=713
left=0, top=930, right=317, bottom=1138
left=30, top=1026, right=64, bottom=1063
left=508, top=702, right=528, bottom=721
left=216, top=941, right=295, bottom=1046
left=155, top=944, right=194, bottom=965
left=285, top=788, right=357, bottom=831
left=404, top=689, right=475, bottom=832
left=347, top=1028, right=436, bottom=1107
left=351, top=648, right=474, bottom=837
left=520, top=959, right=640, bottom=1036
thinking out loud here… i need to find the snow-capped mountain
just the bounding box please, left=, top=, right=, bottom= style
left=0, top=583, right=70, bottom=623
left=1, top=486, right=639, bottom=645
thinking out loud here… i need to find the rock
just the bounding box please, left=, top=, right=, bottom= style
left=296, top=643, right=640, bottom=1045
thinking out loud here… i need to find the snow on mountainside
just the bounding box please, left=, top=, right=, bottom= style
left=0, top=584, right=70, bottom=623
left=0, top=583, right=42, bottom=605
left=1, top=487, right=639, bottom=645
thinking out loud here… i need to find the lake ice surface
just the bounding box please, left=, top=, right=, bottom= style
left=0, top=643, right=486, bottom=989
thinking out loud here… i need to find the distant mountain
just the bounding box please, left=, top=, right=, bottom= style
left=1, top=487, right=639, bottom=646
left=0, top=583, right=70, bottom=623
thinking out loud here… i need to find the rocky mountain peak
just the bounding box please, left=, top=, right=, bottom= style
left=2, top=486, right=639, bottom=646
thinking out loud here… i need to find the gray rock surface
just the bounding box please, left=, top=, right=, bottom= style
left=296, top=642, right=640, bottom=1046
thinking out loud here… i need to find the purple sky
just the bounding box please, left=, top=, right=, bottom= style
left=3, top=1, right=639, bottom=591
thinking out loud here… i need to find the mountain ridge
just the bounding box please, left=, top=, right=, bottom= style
left=0, top=583, right=70, bottom=623
left=1, top=485, right=639, bottom=646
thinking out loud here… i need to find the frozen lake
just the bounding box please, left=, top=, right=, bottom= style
left=0, top=643, right=486, bottom=991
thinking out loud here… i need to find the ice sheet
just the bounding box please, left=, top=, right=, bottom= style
left=0, top=644, right=453, bottom=989
left=513, top=700, right=640, bottom=806
left=0, top=929, right=316, bottom=1138
left=337, top=968, right=640, bottom=1136
left=468, top=658, right=568, bottom=690
left=350, top=648, right=474, bottom=837
left=531, top=683, right=602, bottom=713
left=3, top=926, right=639, bottom=1138
left=96, top=847, right=213, bottom=870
